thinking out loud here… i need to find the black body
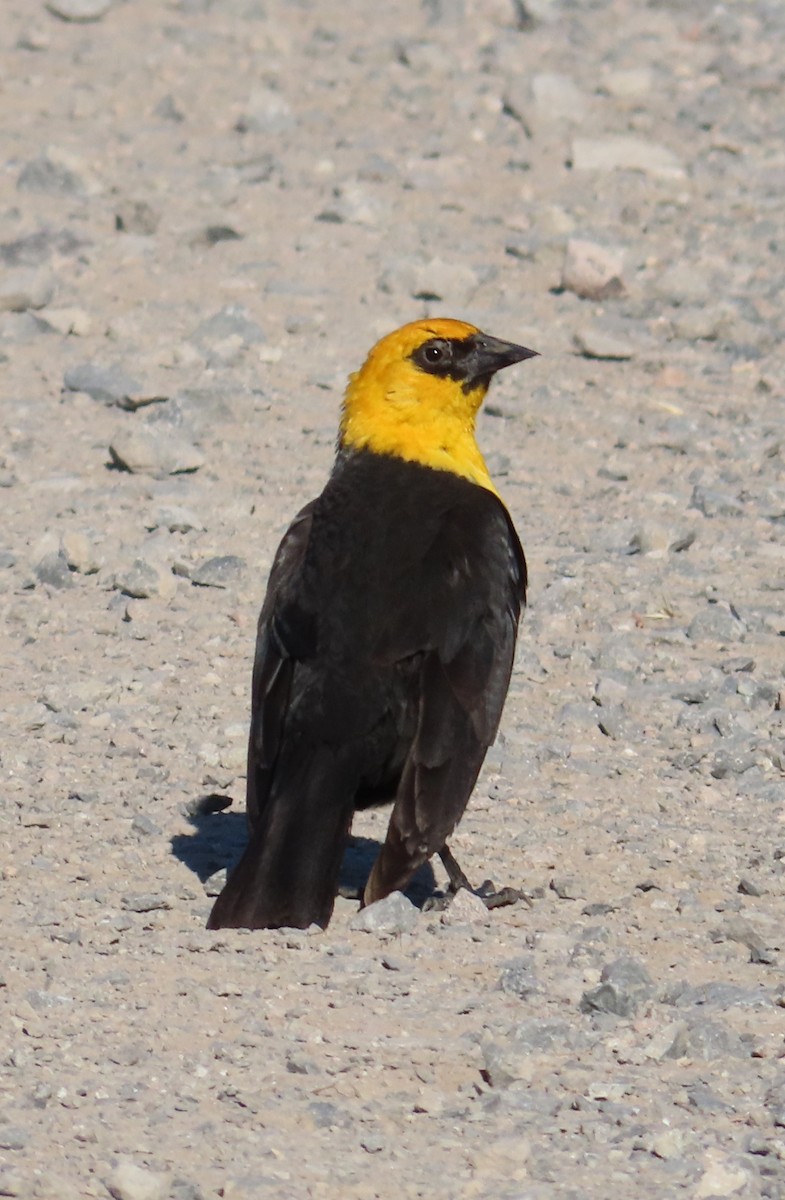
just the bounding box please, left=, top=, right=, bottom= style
left=207, top=448, right=527, bottom=930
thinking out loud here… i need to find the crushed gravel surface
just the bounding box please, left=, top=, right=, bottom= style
left=2, top=1, right=785, bottom=1197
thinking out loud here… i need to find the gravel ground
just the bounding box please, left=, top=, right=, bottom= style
left=2, top=1, right=785, bottom=1197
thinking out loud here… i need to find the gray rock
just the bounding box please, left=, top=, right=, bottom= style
left=115, top=199, right=161, bottom=235
left=652, top=265, right=712, bottom=307
left=0, top=268, right=55, bottom=312
left=0, top=226, right=82, bottom=266
left=562, top=239, right=625, bottom=300
left=17, top=154, right=84, bottom=195
left=169, top=388, right=234, bottom=434
left=665, top=980, right=771, bottom=1009
left=109, top=427, right=205, bottom=477
left=531, top=72, right=585, bottom=121
left=709, top=745, right=758, bottom=779
left=676, top=1018, right=748, bottom=1061
left=120, top=893, right=172, bottom=913
left=131, top=814, right=161, bottom=837
left=113, top=559, right=177, bottom=601
left=596, top=704, right=633, bottom=741
left=686, top=1084, right=735, bottom=1113
left=349, top=891, right=418, bottom=934
left=379, top=257, right=480, bottom=306
left=600, top=67, right=653, bottom=99
left=170, top=1182, right=205, bottom=1200
left=46, top=0, right=113, bottom=20
left=672, top=306, right=728, bottom=340
left=61, top=530, right=100, bottom=574
left=190, top=307, right=267, bottom=350
left=483, top=1020, right=583, bottom=1087
left=0, top=1127, right=28, bottom=1150
left=571, top=136, right=685, bottom=178
left=204, top=869, right=227, bottom=897
left=687, top=605, right=744, bottom=643
left=63, top=362, right=142, bottom=406
left=147, top=505, right=204, bottom=534
left=191, top=556, right=245, bottom=589
left=318, top=183, right=388, bottom=227
left=439, top=886, right=489, bottom=925
left=235, top=86, right=294, bottom=134
left=498, top=956, right=540, bottom=999
left=573, top=325, right=634, bottom=360
left=106, top=1160, right=168, bottom=1200
left=690, top=485, right=743, bottom=518
left=580, top=957, right=655, bottom=1017
left=34, top=550, right=73, bottom=589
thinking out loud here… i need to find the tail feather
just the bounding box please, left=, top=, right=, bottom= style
left=207, top=748, right=356, bottom=930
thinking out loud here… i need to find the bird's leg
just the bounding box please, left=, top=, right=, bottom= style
left=438, top=844, right=532, bottom=910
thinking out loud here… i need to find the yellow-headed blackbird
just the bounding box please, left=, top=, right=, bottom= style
left=207, top=318, right=537, bottom=931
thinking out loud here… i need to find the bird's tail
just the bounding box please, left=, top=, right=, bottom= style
left=207, top=747, right=356, bottom=931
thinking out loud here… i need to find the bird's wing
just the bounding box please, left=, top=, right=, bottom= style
left=245, top=501, right=317, bottom=831
left=364, top=498, right=526, bottom=900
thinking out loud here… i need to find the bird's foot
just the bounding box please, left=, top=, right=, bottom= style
left=473, top=879, right=533, bottom=910
left=422, top=881, right=532, bottom=913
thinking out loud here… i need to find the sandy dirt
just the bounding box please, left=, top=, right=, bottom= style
left=1, top=0, right=785, bottom=1197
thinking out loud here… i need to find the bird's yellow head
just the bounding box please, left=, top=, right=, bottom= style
left=339, top=318, right=537, bottom=496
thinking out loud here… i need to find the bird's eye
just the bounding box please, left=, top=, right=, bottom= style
left=424, top=344, right=443, bottom=362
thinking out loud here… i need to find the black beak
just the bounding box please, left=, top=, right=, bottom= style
left=464, top=333, right=539, bottom=390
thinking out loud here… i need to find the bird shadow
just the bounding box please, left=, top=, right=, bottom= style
left=170, top=795, right=438, bottom=909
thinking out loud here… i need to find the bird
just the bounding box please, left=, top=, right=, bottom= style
left=207, top=317, right=537, bottom=931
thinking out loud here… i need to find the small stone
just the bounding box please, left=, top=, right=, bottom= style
left=34, top=550, right=73, bottom=589
left=106, top=1160, right=168, bottom=1200
left=63, top=362, right=141, bottom=406
left=687, top=605, right=744, bottom=643
left=482, top=1019, right=580, bottom=1087
left=61, top=530, right=100, bottom=574
left=672, top=307, right=727, bottom=340
left=46, top=0, right=113, bottom=19
left=191, top=556, right=245, bottom=589
left=147, top=505, right=204, bottom=534
left=573, top=326, right=634, bottom=359
left=0, top=267, right=55, bottom=312
left=0, top=1127, right=28, bottom=1151
left=379, top=257, right=479, bottom=306
left=530, top=72, right=585, bottom=121
left=653, top=264, right=712, bottom=307
left=562, top=239, right=625, bottom=300
left=571, top=136, right=685, bottom=178
left=115, top=200, right=160, bottom=235
left=349, top=891, right=418, bottom=935
left=580, top=957, right=655, bottom=1017
left=17, top=154, right=84, bottom=195
left=109, top=427, right=204, bottom=477
left=695, top=1153, right=750, bottom=1198
left=39, top=307, right=92, bottom=336
left=191, top=306, right=266, bottom=349
left=498, top=956, right=540, bottom=999
left=235, top=87, right=294, bottom=134
left=113, top=559, right=176, bottom=601
left=690, top=485, right=743, bottom=518
left=738, top=877, right=764, bottom=897
left=601, top=68, right=653, bottom=99
left=650, top=1128, right=685, bottom=1160
left=440, top=887, right=490, bottom=925
left=131, top=814, right=161, bottom=837
left=550, top=875, right=584, bottom=900
left=204, top=869, right=227, bottom=897
left=120, top=893, right=171, bottom=913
